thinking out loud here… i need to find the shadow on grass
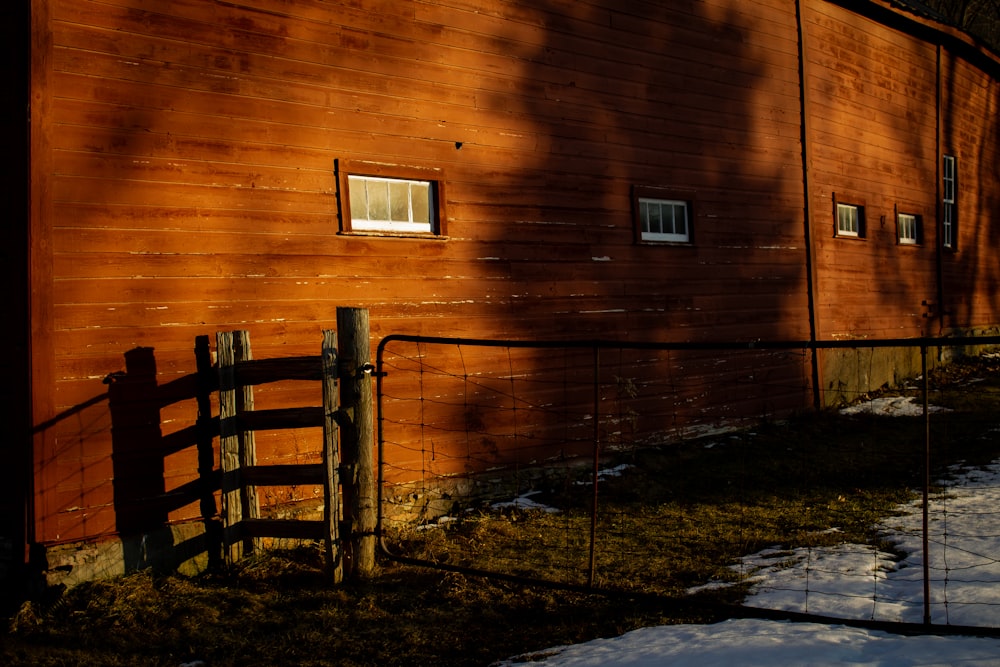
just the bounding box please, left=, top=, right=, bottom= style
left=3, top=547, right=724, bottom=667
left=6, top=357, right=1000, bottom=666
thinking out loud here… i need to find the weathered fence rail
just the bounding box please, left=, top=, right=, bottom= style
left=216, top=328, right=342, bottom=579
left=213, top=307, right=376, bottom=581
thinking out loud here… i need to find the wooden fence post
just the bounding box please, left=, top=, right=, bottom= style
left=336, top=307, right=376, bottom=577
left=194, top=335, right=222, bottom=569
left=216, top=330, right=260, bottom=564
left=321, top=329, right=344, bottom=583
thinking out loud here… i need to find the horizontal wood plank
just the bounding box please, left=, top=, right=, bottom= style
left=242, top=464, right=327, bottom=487
left=233, top=357, right=324, bottom=384
left=240, top=518, right=327, bottom=540
left=31, top=0, right=1000, bottom=546
left=234, top=407, right=326, bottom=431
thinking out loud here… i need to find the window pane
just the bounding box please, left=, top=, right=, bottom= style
left=348, top=176, right=368, bottom=221
left=943, top=156, right=956, bottom=202
left=662, top=205, right=672, bottom=234
left=898, top=213, right=916, bottom=243
left=637, top=197, right=690, bottom=242
left=675, top=204, right=684, bottom=234
left=388, top=181, right=410, bottom=222
left=346, top=174, right=437, bottom=234
left=672, top=204, right=686, bottom=236
left=411, top=182, right=430, bottom=224
left=367, top=180, right=390, bottom=221
left=649, top=203, right=662, bottom=233
left=837, top=204, right=858, bottom=235
left=943, top=206, right=954, bottom=247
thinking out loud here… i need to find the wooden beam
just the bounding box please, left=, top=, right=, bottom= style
left=337, top=307, right=376, bottom=578
left=322, top=329, right=344, bottom=583
left=217, top=330, right=260, bottom=564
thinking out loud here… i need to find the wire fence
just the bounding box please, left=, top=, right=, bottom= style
left=375, top=334, right=1000, bottom=632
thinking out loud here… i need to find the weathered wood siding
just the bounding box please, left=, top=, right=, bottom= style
left=804, top=1, right=1000, bottom=341
left=939, top=51, right=1000, bottom=332
left=31, top=0, right=811, bottom=546
left=30, top=0, right=1000, bottom=554
left=805, top=1, right=941, bottom=340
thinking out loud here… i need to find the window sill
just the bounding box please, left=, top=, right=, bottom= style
left=338, top=230, right=448, bottom=240
left=638, top=239, right=694, bottom=247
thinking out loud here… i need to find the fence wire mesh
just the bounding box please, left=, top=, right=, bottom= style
left=375, top=335, right=1000, bottom=630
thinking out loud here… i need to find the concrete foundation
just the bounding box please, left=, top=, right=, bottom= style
left=38, top=520, right=218, bottom=591
left=818, top=329, right=1000, bottom=407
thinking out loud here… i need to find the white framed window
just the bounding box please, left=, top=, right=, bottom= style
left=639, top=198, right=689, bottom=242
left=347, top=175, right=435, bottom=234
left=897, top=212, right=920, bottom=245
left=633, top=186, right=694, bottom=244
left=942, top=155, right=956, bottom=249
left=335, top=159, right=444, bottom=236
left=836, top=203, right=862, bottom=237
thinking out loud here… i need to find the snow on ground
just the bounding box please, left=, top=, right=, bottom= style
left=493, top=398, right=1000, bottom=666
left=735, top=459, right=1000, bottom=628
left=492, top=490, right=561, bottom=513
left=839, top=396, right=951, bottom=417
left=492, top=618, right=1000, bottom=666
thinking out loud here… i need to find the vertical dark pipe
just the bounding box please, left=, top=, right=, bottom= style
left=794, top=0, right=822, bottom=409
left=922, top=344, right=932, bottom=625
left=934, top=44, right=946, bottom=336
left=588, top=346, right=600, bottom=588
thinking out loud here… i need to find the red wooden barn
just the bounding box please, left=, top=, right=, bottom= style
left=3, top=0, right=1000, bottom=595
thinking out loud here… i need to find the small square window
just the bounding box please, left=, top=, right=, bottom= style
left=640, top=198, right=689, bottom=242
left=897, top=212, right=921, bottom=245
left=633, top=186, right=694, bottom=244
left=336, top=160, right=444, bottom=236
left=833, top=196, right=865, bottom=239
left=836, top=203, right=860, bottom=236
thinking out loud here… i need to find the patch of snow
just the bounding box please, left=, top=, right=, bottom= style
left=496, top=436, right=1000, bottom=666
left=492, top=491, right=560, bottom=513
left=492, top=618, right=1000, bottom=667
left=840, top=396, right=951, bottom=417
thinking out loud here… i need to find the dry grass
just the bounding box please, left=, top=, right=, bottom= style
left=384, top=409, right=929, bottom=599
left=4, top=354, right=1000, bottom=666
left=2, top=549, right=720, bottom=666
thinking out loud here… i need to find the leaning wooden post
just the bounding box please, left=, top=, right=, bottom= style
left=216, top=330, right=260, bottom=564
left=321, top=329, right=344, bottom=583
left=194, top=336, right=223, bottom=569
left=336, top=307, right=376, bottom=577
